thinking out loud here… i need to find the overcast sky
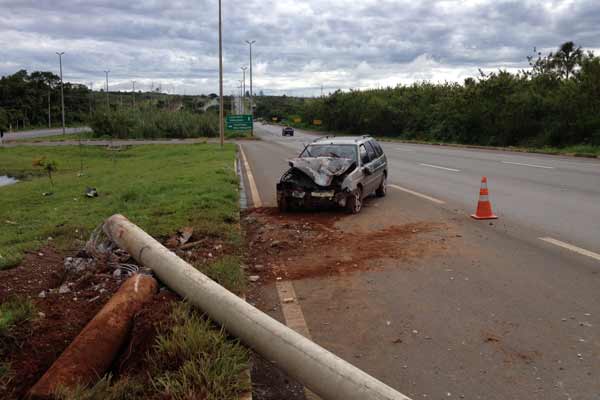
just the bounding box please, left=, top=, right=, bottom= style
left=1, top=0, right=599, bottom=96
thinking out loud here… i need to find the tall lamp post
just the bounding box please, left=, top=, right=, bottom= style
left=56, top=52, right=66, bottom=136
left=104, top=70, right=110, bottom=109
left=245, top=40, right=255, bottom=135
left=240, top=66, right=247, bottom=114
left=132, top=80, right=136, bottom=107
left=218, top=0, right=224, bottom=148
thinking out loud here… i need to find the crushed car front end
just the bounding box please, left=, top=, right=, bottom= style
left=276, top=157, right=357, bottom=211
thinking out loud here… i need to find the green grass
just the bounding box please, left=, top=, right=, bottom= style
left=149, top=302, right=250, bottom=400
left=0, top=297, right=35, bottom=340
left=56, top=303, right=250, bottom=400
left=195, top=255, right=246, bottom=295
left=0, top=144, right=239, bottom=269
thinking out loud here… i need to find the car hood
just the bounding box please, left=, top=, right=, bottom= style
left=288, top=157, right=356, bottom=187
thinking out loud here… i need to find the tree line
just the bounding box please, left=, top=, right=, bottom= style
left=0, top=69, right=226, bottom=133
left=257, top=42, right=600, bottom=149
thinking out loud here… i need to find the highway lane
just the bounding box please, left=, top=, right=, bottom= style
left=3, top=126, right=91, bottom=141
left=254, top=123, right=600, bottom=255
left=240, top=127, right=600, bottom=399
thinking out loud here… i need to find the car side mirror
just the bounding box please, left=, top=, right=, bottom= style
left=363, top=166, right=373, bottom=175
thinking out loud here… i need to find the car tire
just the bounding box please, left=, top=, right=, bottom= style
left=278, top=195, right=289, bottom=212
left=376, top=174, right=387, bottom=197
left=346, top=187, right=363, bottom=214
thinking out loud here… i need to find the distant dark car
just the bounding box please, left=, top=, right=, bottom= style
left=282, top=126, right=294, bottom=136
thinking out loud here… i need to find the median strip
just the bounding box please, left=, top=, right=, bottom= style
left=419, top=163, right=461, bottom=172
left=389, top=184, right=445, bottom=204
left=539, top=237, right=600, bottom=262
left=502, top=161, right=554, bottom=169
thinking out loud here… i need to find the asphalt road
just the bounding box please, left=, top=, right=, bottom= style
left=242, top=123, right=600, bottom=400
left=252, top=123, right=600, bottom=254
left=3, top=127, right=91, bottom=141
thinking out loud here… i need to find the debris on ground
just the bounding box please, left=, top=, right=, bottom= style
left=243, top=207, right=455, bottom=281
left=85, top=187, right=98, bottom=198
left=166, top=226, right=194, bottom=248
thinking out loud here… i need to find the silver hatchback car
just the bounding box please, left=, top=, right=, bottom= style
left=276, top=136, right=387, bottom=213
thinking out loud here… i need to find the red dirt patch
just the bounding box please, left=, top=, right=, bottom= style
left=0, top=247, right=121, bottom=399
left=243, top=208, right=454, bottom=281
left=481, top=330, right=541, bottom=365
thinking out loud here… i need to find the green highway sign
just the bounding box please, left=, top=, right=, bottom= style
left=226, top=114, right=253, bottom=131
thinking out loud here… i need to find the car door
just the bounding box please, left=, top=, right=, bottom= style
left=359, top=143, right=378, bottom=194
left=365, top=140, right=386, bottom=187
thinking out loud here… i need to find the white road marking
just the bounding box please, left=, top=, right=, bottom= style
left=502, top=161, right=554, bottom=169
left=238, top=145, right=263, bottom=208
left=275, top=280, right=320, bottom=400
left=389, top=184, right=446, bottom=204
left=419, top=163, right=461, bottom=172
left=539, top=237, right=600, bottom=262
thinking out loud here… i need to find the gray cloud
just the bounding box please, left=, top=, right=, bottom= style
left=1, top=0, right=599, bottom=96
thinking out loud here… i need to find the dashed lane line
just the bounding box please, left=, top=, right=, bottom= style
left=502, top=161, right=554, bottom=169
left=389, top=184, right=446, bottom=204
left=238, top=145, right=263, bottom=208
left=419, top=163, right=461, bottom=172
left=539, top=237, right=600, bottom=262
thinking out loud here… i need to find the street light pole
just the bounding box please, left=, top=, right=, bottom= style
left=241, top=66, right=247, bottom=114
left=48, top=91, right=51, bottom=128
left=245, top=40, right=255, bottom=135
left=104, top=71, right=110, bottom=109
left=239, top=81, right=243, bottom=114
left=132, top=81, right=136, bottom=107
left=218, top=0, right=224, bottom=148
left=56, top=52, right=66, bottom=136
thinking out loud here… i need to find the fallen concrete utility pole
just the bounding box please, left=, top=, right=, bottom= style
left=29, top=274, right=158, bottom=399
left=104, top=214, right=412, bottom=400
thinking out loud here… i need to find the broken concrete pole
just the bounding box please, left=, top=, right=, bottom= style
left=103, top=214, right=411, bottom=400
left=28, top=274, right=158, bottom=399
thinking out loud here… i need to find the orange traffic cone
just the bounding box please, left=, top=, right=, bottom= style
left=471, top=176, right=498, bottom=220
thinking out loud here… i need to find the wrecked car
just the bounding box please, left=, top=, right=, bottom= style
left=276, top=136, right=387, bottom=214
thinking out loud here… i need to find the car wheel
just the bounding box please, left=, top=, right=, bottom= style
left=376, top=174, right=387, bottom=197
left=278, top=195, right=289, bottom=212
left=346, top=187, right=363, bottom=214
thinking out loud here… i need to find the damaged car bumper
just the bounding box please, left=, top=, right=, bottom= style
left=276, top=157, right=356, bottom=211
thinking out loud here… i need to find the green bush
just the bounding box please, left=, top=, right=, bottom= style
left=90, top=108, right=218, bottom=139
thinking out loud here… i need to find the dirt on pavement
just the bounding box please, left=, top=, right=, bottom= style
left=243, top=207, right=456, bottom=282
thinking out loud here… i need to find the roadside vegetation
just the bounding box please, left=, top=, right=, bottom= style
left=256, top=42, right=600, bottom=153
left=89, top=107, right=218, bottom=139
left=0, top=144, right=239, bottom=269
left=1, top=142, right=250, bottom=399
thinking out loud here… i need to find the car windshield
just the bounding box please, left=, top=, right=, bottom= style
left=301, top=144, right=357, bottom=161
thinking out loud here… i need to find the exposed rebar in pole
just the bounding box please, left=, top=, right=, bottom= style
left=104, top=71, right=110, bottom=109
left=241, top=66, right=247, bottom=114
left=218, top=0, right=225, bottom=149
left=246, top=40, right=255, bottom=135
left=56, top=52, right=66, bottom=136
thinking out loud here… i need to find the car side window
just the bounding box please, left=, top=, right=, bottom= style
left=364, top=141, right=377, bottom=161
left=359, top=145, right=369, bottom=165
left=370, top=140, right=383, bottom=157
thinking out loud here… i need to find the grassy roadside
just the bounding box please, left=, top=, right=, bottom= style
left=10, top=131, right=258, bottom=143
left=277, top=120, right=600, bottom=158
left=0, top=144, right=240, bottom=269
left=0, top=297, right=35, bottom=390
left=0, top=143, right=250, bottom=398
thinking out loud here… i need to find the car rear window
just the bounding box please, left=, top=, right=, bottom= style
left=370, top=140, right=384, bottom=157
left=302, top=144, right=357, bottom=162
